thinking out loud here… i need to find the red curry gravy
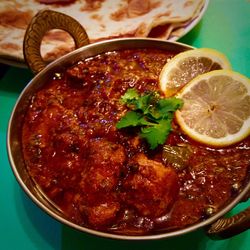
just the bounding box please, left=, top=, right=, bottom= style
left=22, top=48, right=250, bottom=235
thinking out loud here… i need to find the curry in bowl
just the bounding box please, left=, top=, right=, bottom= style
left=20, top=47, right=250, bottom=236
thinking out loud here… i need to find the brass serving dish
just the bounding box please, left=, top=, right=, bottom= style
left=7, top=10, right=250, bottom=240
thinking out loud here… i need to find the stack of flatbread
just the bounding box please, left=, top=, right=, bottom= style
left=0, top=0, right=206, bottom=64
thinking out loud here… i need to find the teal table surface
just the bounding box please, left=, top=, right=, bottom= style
left=0, top=0, right=249, bottom=249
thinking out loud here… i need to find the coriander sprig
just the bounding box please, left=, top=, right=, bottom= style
left=116, top=88, right=183, bottom=149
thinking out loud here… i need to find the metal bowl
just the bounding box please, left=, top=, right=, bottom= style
left=7, top=10, right=250, bottom=240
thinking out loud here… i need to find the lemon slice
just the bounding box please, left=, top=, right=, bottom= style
left=159, top=48, right=232, bottom=97
left=175, top=70, right=250, bottom=147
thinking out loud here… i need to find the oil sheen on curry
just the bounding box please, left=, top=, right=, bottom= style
left=22, top=48, right=250, bottom=235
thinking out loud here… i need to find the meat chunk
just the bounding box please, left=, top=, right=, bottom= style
left=79, top=139, right=126, bottom=227
left=122, top=154, right=179, bottom=218
left=86, top=202, right=121, bottom=227
left=88, top=138, right=126, bottom=166
left=81, top=139, right=126, bottom=194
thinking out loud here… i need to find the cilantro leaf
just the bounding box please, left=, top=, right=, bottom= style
left=116, top=111, right=151, bottom=129
left=121, top=88, right=139, bottom=104
left=121, top=89, right=153, bottom=114
left=157, top=98, right=183, bottom=113
left=116, top=88, right=183, bottom=149
left=134, top=94, right=152, bottom=113
left=140, top=119, right=172, bottom=149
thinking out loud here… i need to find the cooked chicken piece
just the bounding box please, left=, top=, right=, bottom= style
left=86, top=201, right=121, bottom=227
left=79, top=139, right=126, bottom=226
left=122, top=153, right=179, bottom=218
left=88, top=138, right=126, bottom=166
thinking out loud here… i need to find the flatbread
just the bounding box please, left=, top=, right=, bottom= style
left=0, top=0, right=205, bottom=63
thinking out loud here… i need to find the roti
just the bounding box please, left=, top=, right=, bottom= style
left=0, top=0, right=205, bottom=63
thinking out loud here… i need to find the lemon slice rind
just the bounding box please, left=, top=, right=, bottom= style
left=175, top=70, right=250, bottom=147
left=159, top=48, right=232, bottom=97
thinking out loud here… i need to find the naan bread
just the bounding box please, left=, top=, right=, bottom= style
left=0, top=0, right=205, bottom=63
